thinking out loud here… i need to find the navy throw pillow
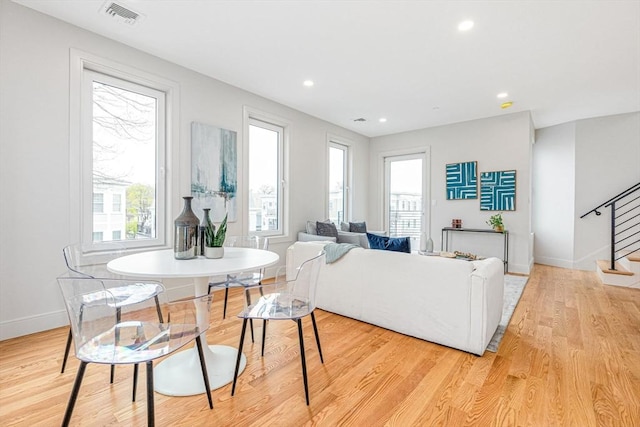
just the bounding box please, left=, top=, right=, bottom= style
left=366, top=233, right=411, bottom=253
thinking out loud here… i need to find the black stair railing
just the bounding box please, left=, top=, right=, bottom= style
left=581, top=182, right=640, bottom=271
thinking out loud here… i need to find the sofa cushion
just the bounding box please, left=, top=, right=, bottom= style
left=317, top=221, right=339, bottom=238
left=307, top=219, right=332, bottom=235
left=366, top=233, right=411, bottom=253
left=349, top=221, right=367, bottom=233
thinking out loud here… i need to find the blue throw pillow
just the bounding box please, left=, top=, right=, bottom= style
left=366, top=233, right=411, bottom=253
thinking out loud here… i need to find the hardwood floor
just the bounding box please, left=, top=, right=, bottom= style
left=1, top=264, right=639, bottom=426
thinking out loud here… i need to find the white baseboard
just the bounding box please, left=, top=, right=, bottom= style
left=0, top=281, right=200, bottom=341
left=534, top=256, right=575, bottom=270
left=0, top=310, right=69, bottom=341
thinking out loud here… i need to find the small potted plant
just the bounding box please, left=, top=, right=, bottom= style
left=486, top=213, right=504, bottom=232
left=204, top=213, right=228, bottom=259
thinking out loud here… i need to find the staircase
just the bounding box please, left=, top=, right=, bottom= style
left=581, top=182, right=640, bottom=289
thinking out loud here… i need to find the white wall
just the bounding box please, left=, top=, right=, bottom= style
left=573, top=112, right=640, bottom=269
left=532, top=122, right=576, bottom=268
left=533, top=111, right=640, bottom=270
left=0, top=0, right=369, bottom=339
left=369, top=112, right=534, bottom=274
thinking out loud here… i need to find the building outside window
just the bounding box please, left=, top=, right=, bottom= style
left=93, top=193, right=104, bottom=213
left=112, top=193, right=121, bottom=212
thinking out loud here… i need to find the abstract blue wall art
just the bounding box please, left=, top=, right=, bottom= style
left=191, top=122, right=237, bottom=222
left=446, top=161, right=478, bottom=200
left=480, top=170, right=516, bottom=211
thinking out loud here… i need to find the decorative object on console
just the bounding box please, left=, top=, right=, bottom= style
left=316, top=221, right=339, bottom=238
left=446, top=161, right=477, bottom=200
left=174, top=196, right=200, bottom=260
left=191, top=122, right=238, bottom=222
left=204, top=213, right=227, bottom=259
left=486, top=212, right=504, bottom=232
left=480, top=170, right=516, bottom=211
left=366, top=233, right=411, bottom=253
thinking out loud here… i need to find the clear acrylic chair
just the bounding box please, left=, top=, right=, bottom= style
left=208, top=236, right=269, bottom=342
left=61, top=243, right=163, bottom=380
left=231, top=251, right=325, bottom=405
left=57, top=277, right=213, bottom=427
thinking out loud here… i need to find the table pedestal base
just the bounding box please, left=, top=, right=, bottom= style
left=154, top=344, right=246, bottom=396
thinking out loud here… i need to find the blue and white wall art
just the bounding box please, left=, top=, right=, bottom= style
left=446, top=161, right=478, bottom=200
left=480, top=170, right=516, bottom=211
left=191, top=122, right=237, bottom=222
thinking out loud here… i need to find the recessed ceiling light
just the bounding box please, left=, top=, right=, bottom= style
left=458, top=20, right=474, bottom=31
left=497, top=92, right=508, bottom=99
left=379, top=118, right=387, bottom=123
left=303, top=80, right=314, bottom=87
left=500, top=101, right=514, bottom=109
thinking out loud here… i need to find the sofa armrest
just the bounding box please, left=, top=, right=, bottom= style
left=297, top=231, right=337, bottom=243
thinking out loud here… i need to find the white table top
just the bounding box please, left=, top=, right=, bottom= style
left=107, top=247, right=279, bottom=279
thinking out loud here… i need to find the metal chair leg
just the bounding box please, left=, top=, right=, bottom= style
left=223, top=286, right=229, bottom=319
left=310, top=312, right=324, bottom=363
left=146, top=361, right=154, bottom=427
left=297, top=319, right=310, bottom=405
left=261, top=320, right=267, bottom=357
left=245, top=291, right=255, bottom=342
left=61, top=328, right=73, bottom=373
left=132, top=363, right=139, bottom=402
left=61, top=361, right=88, bottom=427
left=195, top=336, right=213, bottom=409
left=231, top=318, right=248, bottom=396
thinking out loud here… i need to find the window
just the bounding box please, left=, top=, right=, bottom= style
left=384, top=152, right=427, bottom=249
left=248, top=117, right=285, bottom=236
left=93, top=193, right=104, bottom=213
left=328, top=141, right=350, bottom=224
left=112, top=194, right=122, bottom=212
left=79, top=66, right=167, bottom=249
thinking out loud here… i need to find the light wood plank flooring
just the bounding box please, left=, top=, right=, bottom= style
left=1, top=264, right=639, bottom=426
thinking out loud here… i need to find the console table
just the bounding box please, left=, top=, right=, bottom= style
left=441, top=227, right=509, bottom=273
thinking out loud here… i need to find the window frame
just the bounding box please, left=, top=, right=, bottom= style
left=327, top=138, right=352, bottom=224
left=243, top=107, right=290, bottom=242
left=70, top=49, right=179, bottom=254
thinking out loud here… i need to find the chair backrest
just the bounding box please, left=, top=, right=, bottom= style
left=225, top=236, right=270, bottom=282
left=57, top=276, right=211, bottom=364
left=62, top=242, right=125, bottom=278
left=285, top=251, right=325, bottom=311
left=224, top=236, right=269, bottom=250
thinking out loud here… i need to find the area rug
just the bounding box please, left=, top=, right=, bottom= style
left=486, top=274, right=529, bottom=352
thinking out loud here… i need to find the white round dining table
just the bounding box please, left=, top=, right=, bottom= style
left=107, top=247, right=279, bottom=396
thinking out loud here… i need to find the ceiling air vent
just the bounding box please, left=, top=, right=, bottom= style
left=353, top=118, right=367, bottom=122
left=101, top=2, right=143, bottom=25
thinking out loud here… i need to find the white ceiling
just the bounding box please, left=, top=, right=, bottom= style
left=13, top=0, right=640, bottom=137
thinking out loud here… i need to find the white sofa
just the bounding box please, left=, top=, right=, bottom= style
left=297, top=230, right=380, bottom=248
left=287, top=241, right=504, bottom=355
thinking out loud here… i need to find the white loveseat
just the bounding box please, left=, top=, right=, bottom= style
left=287, top=241, right=504, bottom=355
